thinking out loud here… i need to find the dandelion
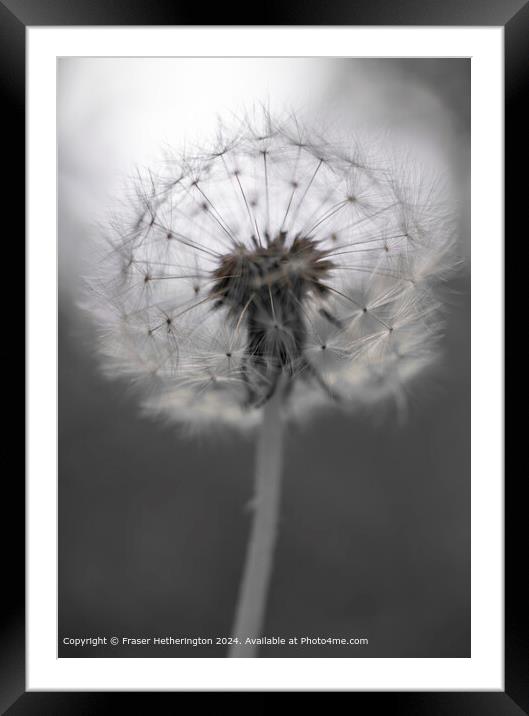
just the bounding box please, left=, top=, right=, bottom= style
left=85, top=110, right=457, bottom=657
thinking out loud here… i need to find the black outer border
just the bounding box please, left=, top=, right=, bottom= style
left=4, top=0, right=521, bottom=711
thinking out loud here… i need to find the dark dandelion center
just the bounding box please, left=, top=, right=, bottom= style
left=210, top=232, right=336, bottom=406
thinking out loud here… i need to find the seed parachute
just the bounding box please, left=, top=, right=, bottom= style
left=85, top=110, right=457, bottom=429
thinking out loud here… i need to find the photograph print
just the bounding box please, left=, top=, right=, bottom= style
left=58, top=57, right=470, bottom=658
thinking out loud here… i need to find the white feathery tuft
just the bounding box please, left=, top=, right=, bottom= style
left=83, top=110, right=459, bottom=430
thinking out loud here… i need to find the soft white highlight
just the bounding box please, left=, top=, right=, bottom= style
left=84, top=111, right=457, bottom=429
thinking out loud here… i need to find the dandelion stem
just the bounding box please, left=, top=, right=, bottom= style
left=229, top=381, right=286, bottom=658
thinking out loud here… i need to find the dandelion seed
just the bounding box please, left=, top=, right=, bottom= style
left=84, top=110, right=458, bottom=658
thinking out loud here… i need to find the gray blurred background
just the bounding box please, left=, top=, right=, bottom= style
left=58, top=58, right=470, bottom=657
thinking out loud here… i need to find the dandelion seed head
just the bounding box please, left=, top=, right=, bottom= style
left=84, top=110, right=458, bottom=430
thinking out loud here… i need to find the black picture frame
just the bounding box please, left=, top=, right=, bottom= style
left=5, top=1, right=519, bottom=710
